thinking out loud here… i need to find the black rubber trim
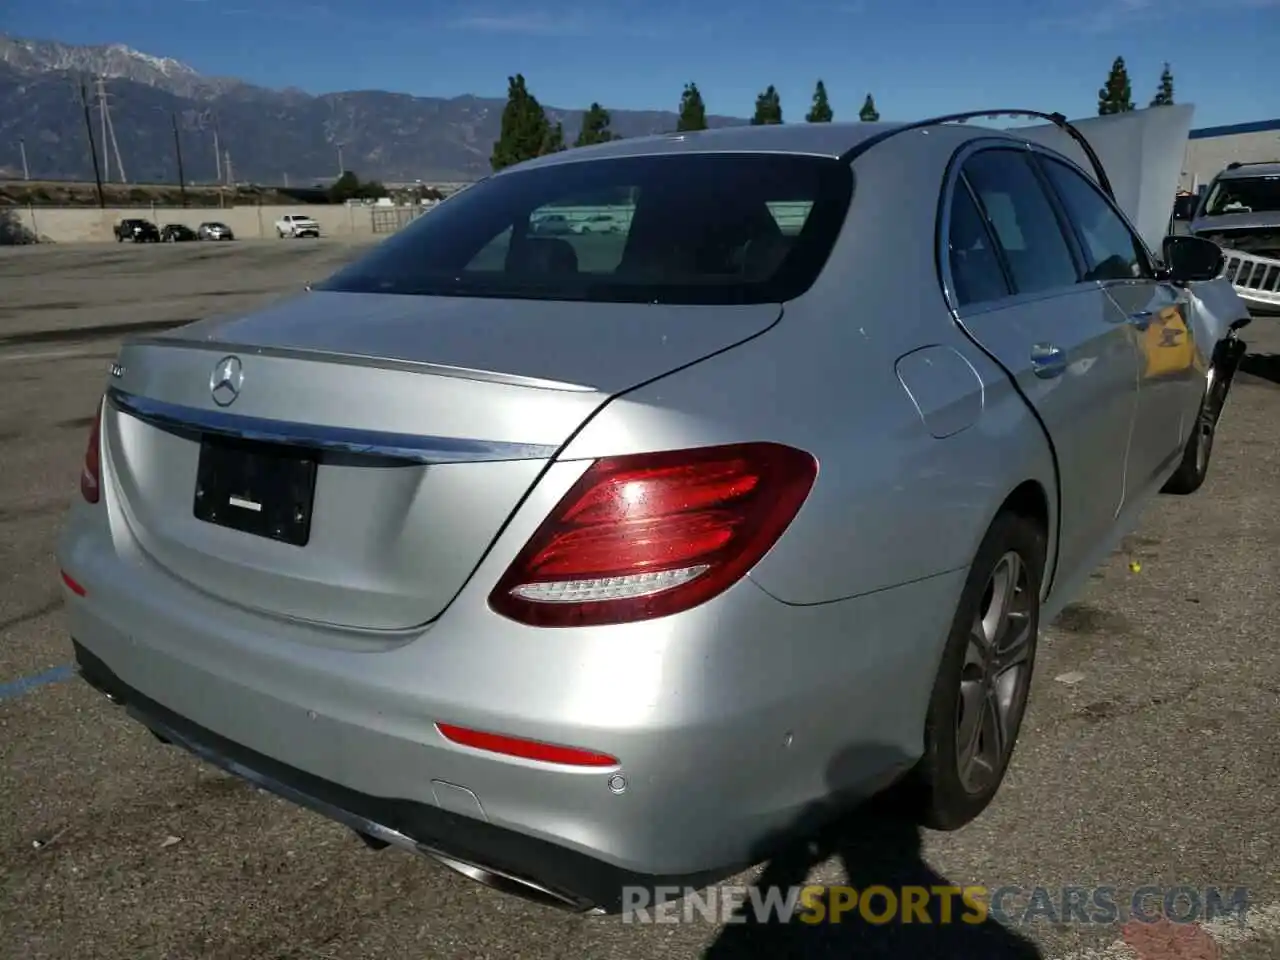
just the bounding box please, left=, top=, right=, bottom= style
left=71, top=640, right=731, bottom=913
left=841, top=108, right=1116, bottom=203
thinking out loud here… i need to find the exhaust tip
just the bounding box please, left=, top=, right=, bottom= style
left=76, top=666, right=124, bottom=704
left=354, top=830, right=391, bottom=851
left=421, top=847, right=596, bottom=913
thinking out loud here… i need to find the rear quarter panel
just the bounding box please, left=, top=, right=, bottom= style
left=557, top=128, right=1058, bottom=606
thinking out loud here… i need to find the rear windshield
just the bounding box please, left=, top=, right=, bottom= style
left=316, top=153, right=854, bottom=305
left=1203, top=175, right=1280, bottom=216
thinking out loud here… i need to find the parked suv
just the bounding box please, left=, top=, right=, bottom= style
left=275, top=214, right=321, bottom=238
left=1185, top=161, right=1280, bottom=313
left=115, top=218, right=160, bottom=242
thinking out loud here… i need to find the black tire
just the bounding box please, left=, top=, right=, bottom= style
left=905, top=510, right=1046, bottom=831
left=1161, top=373, right=1227, bottom=496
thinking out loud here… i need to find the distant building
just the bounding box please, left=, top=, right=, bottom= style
left=1181, top=118, right=1280, bottom=191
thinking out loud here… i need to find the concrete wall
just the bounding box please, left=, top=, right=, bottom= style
left=13, top=204, right=394, bottom=244
left=14, top=199, right=817, bottom=245
left=1181, top=128, right=1280, bottom=190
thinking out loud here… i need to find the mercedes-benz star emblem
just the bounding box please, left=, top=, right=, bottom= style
left=210, top=355, right=244, bottom=407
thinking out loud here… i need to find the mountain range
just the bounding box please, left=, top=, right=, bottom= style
left=0, top=33, right=746, bottom=185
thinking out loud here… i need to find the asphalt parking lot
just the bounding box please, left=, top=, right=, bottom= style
left=1, top=241, right=1278, bottom=960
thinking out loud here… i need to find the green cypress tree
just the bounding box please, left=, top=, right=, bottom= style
left=751, top=85, right=783, bottom=125
left=858, top=93, right=879, bottom=122
left=490, top=74, right=551, bottom=171
left=676, top=82, right=708, bottom=132
left=574, top=102, right=619, bottom=147
left=1150, top=63, right=1175, bottom=106
left=806, top=80, right=833, bottom=123
left=1097, top=56, right=1135, bottom=115
left=541, top=120, right=565, bottom=155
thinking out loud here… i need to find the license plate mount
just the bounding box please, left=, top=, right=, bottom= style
left=193, top=435, right=318, bottom=547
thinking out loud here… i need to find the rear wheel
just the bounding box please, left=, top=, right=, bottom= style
left=906, top=510, right=1045, bottom=831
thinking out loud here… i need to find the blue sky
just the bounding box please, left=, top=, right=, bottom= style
left=3, top=0, right=1277, bottom=128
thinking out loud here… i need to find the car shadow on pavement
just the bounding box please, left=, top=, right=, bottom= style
left=1238, top=351, right=1280, bottom=386
left=702, top=745, right=1043, bottom=960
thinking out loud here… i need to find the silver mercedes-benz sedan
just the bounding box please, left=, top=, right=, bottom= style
left=58, top=109, right=1251, bottom=914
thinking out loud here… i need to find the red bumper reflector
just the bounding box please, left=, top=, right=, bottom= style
left=435, top=723, right=618, bottom=768
left=60, top=570, right=86, bottom=597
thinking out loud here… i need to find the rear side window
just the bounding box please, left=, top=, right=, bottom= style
left=947, top=186, right=1010, bottom=307
left=961, top=149, right=1080, bottom=297
left=1037, top=156, right=1153, bottom=282
left=317, top=153, right=853, bottom=305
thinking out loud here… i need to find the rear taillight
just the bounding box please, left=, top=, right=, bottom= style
left=80, top=398, right=104, bottom=504
left=489, top=442, right=818, bottom=628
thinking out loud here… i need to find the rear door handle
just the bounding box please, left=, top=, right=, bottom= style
left=1030, top=343, right=1067, bottom=379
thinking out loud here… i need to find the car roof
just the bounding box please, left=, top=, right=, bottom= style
left=1216, top=161, right=1280, bottom=180
left=502, top=119, right=1026, bottom=173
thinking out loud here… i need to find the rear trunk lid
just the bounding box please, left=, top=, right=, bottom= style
left=104, top=291, right=781, bottom=631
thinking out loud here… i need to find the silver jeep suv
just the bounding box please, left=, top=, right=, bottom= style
left=1186, top=161, right=1280, bottom=314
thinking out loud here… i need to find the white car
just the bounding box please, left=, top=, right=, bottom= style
left=275, top=214, right=321, bottom=239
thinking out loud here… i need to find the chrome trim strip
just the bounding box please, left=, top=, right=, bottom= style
left=124, top=335, right=598, bottom=393
left=105, top=387, right=558, bottom=464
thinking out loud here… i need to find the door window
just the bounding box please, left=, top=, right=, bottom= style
left=1038, top=156, right=1154, bottom=282
left=960, top=149, right=1080, bottom=296
left=946, top=186, right=1011, bottom=307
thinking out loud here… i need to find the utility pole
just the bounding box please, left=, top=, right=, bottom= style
left=19, top=138, right=29, bottom=180
left=336, top=142, right=344, bottom=176
left=171, top=113, right=187, bottom=207
left=99, top=78, right=109, bottom=180
left=78, top=77, right=106, bottom=208
left=223, top=149, right=233, bottom=185
left=95, top=77, right=126, bottom=183
left=212, top=112, right=222, bottom=184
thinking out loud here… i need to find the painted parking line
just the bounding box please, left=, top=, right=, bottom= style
left=0, top=663, right=75, bottom=703
left=0, top=346, right=115, bottom=365
left=1050, top=901, right=1280, bottom=959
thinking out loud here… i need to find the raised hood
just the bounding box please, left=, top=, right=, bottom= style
left=1020, top=104, right=1195, bottom=254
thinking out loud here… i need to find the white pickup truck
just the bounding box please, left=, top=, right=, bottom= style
left=275, top=214, right=321, bottom=239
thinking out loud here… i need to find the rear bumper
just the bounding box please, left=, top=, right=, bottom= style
left=57, top=487, right=963, bottom=912
left=73, top=639, right=715, bottom=913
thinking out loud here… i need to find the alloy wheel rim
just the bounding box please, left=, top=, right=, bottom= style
left=955, top=550, right=1035, bottom=795
left=1195, top=400, right=1218, bottom=476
